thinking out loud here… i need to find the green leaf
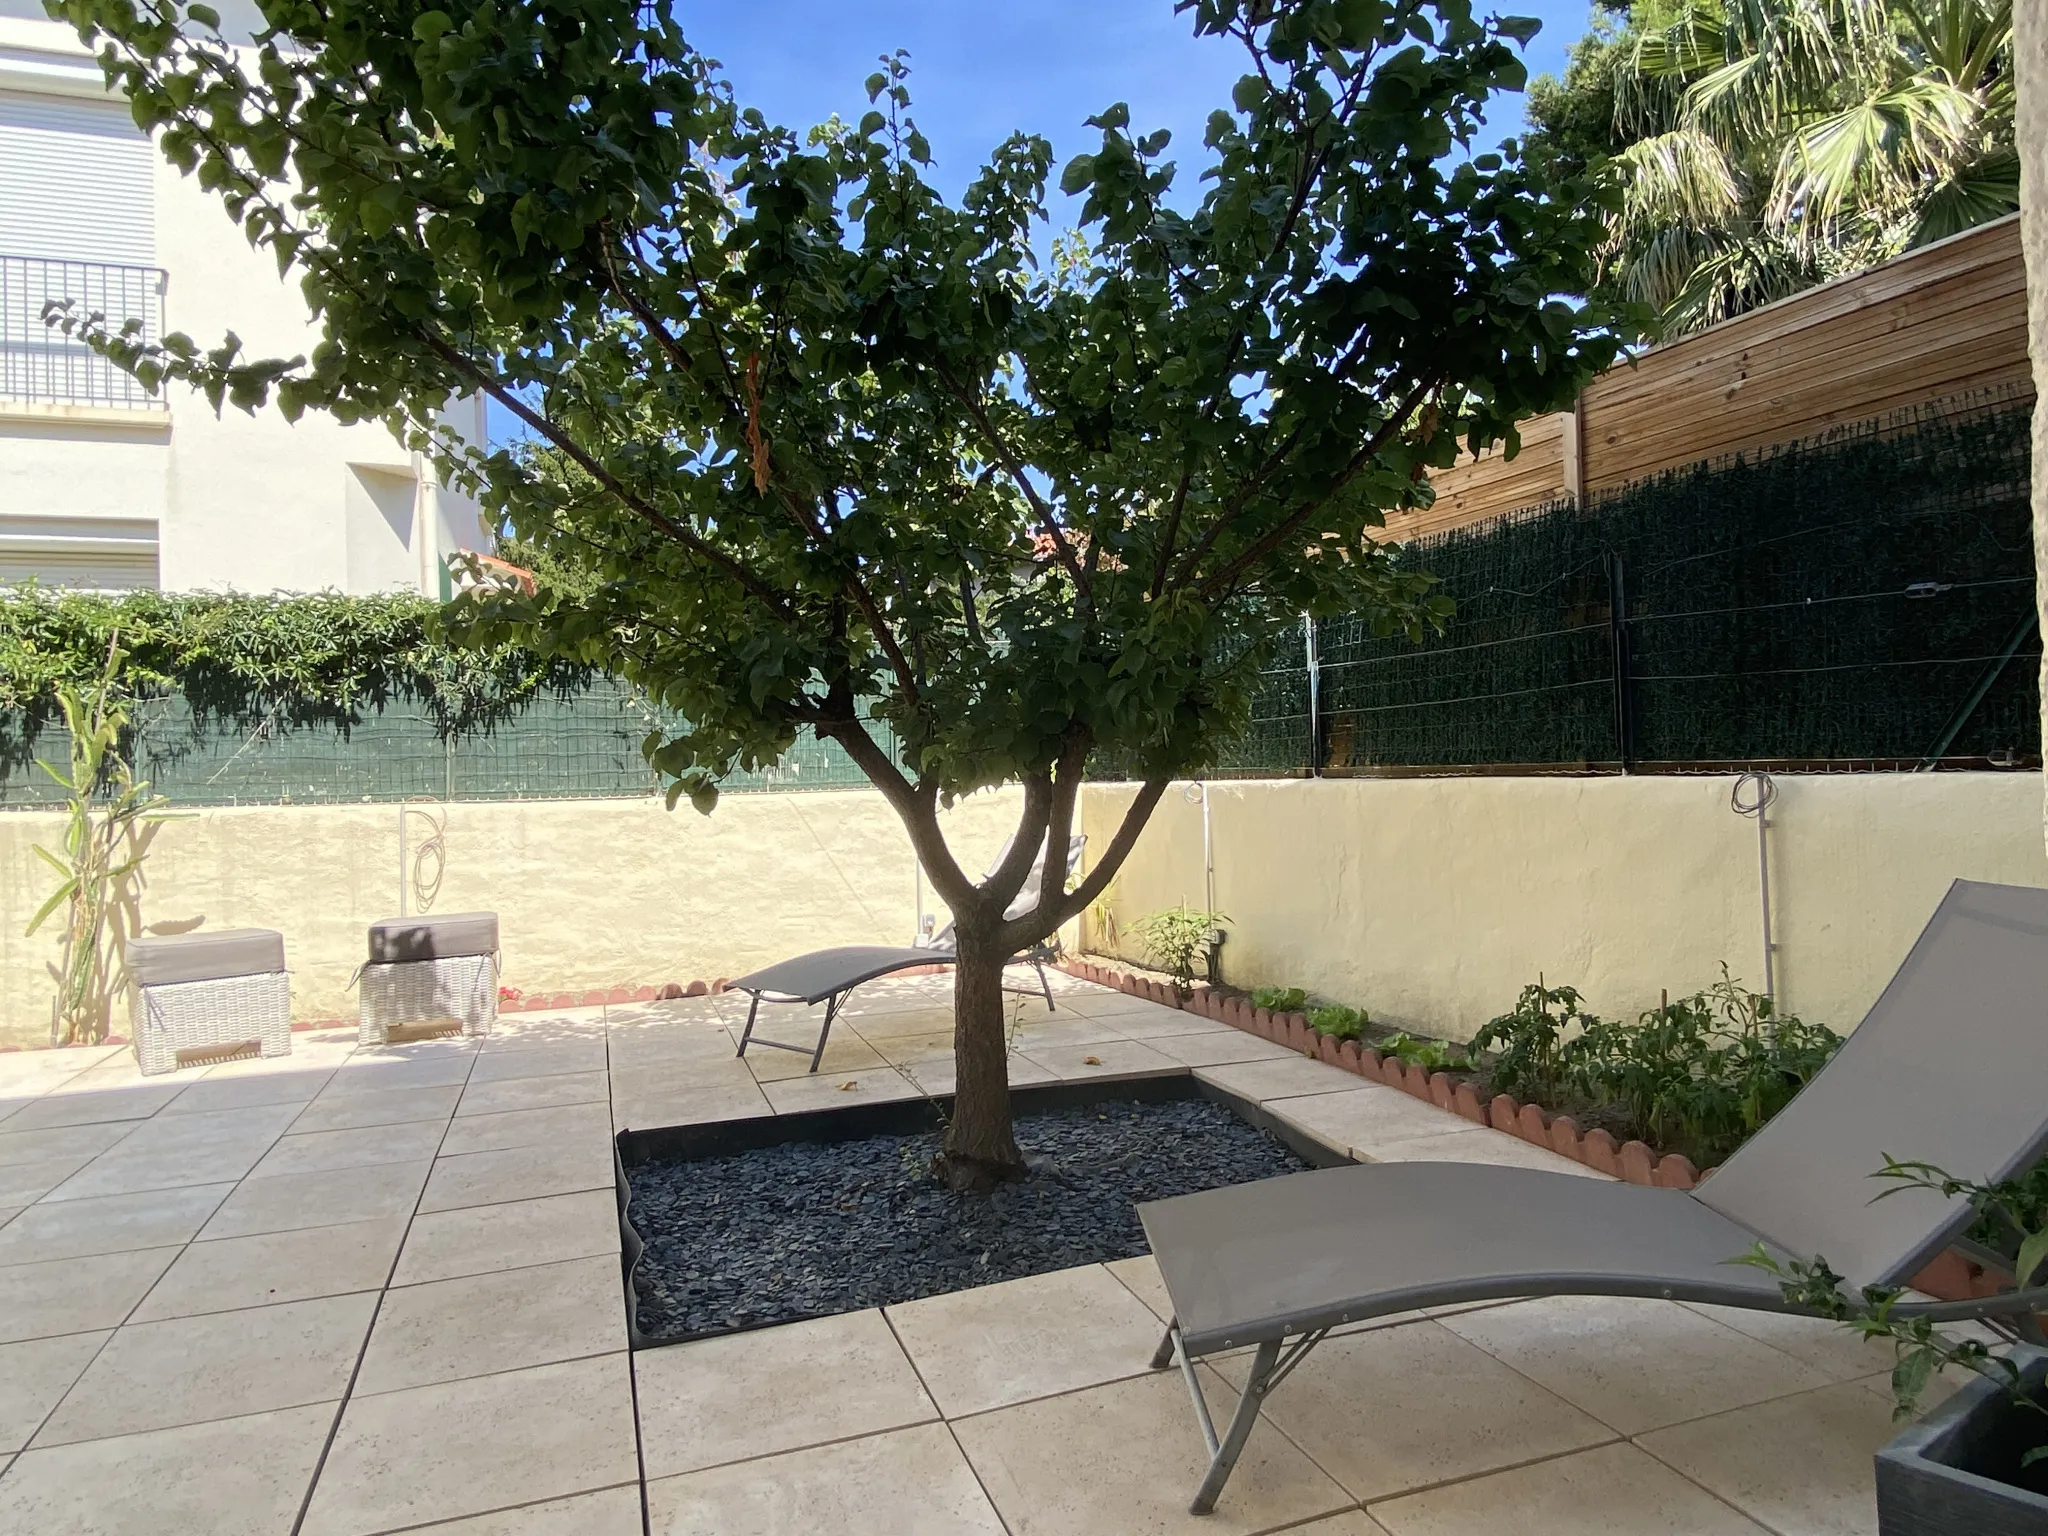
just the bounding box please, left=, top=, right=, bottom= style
left=1495, top=15, right=1541, bottom=44
left=2014, top=1230, right=2048, bottom=1290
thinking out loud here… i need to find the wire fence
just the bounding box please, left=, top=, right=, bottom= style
left=1217, top=391, right=2039, bottom=775
left=0, top=679, right=895, bottom=808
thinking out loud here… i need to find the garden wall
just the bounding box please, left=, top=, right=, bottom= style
left=1082, top=773, right=2048, bottom=1043
left=0, top=786, right=1024, bottom=1046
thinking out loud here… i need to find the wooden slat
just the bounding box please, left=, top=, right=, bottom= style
left=1415, top=214, right=2030, bottom=533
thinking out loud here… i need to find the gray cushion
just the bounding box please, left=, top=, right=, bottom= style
left=127, top=929, right=286, bottom=987
left=367, top=911, right=499, bottom=963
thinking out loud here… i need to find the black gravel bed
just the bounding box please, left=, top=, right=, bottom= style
left=626, top=1096, right=1311, bottom=1341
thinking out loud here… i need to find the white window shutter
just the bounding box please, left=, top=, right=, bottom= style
left=0, top=89, right=155, bottom=266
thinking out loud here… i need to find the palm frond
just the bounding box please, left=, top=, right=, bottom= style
left=1908, top=145, right=2019, bottom=243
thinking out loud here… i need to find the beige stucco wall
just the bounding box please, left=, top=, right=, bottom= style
left=1083, top=774, right=2048, bottom=1041
left=0, top=14, right=490, bottom=596
left=2021, top=0, right=2048, bottom=856
left=0, top=786, right=1024, bottom=1045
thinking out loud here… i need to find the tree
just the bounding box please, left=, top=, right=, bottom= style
left=1528, top=0, right=2017, bottom=338
left=48, top=0, right=1621, bottom=1188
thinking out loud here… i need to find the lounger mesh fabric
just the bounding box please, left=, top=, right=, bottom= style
left=126, top=930, right=292, bottom=1076
left=1137, top=878, right=2048, bottom=1515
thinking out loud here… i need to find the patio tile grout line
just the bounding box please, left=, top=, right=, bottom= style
left=345, top=1479, right=644, bottom=1536
left=289, top=1037, right=481, bottom=1536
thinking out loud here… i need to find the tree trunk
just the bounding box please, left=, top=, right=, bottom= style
left=936, top=922, right=1026, bottom=1192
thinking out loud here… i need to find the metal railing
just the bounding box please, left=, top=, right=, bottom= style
left=0, top=254, right=166, bottom=410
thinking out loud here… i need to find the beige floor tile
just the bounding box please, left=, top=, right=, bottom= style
left=0, top=1401, right=337, bottom=1536
left=634, top=1308, right=936, bottom=1479
left=882, top=1053, right=1060, bottom=1097
left=1053, top=987, right=1184, bottom=1017
left=1438, top=1295, right=1834, bottom=1435
left=887, top=1264, right=1168, bottom=1417
left=0, top=1247, right=178, bottom=1344
left=954, top=1365, right=1352, bottom=1535
left=1262, top=1082, right=1471, bottom=1156
left=1361, top=1126, right=1607, bottom=1176
left=200, top=1159, right=433, bottom=1240
left=859, top=1028, right=953, bottom=1066
left=759, top=1067, right=924, bottom=1115
left=394, top=1190, right=619, bottom=1286
left=1086, top=1002, right=1231, bottom=1038
left=1288, top=1516, right=1394, bottom=1536
left=301, top=1352, right=638, bottom=1536
left=401, top=1483, right=645, bottom=1534
left=740, top=1033, right=886, bottom=1082
left=611, top=1082, right=772, bottom=1131
left=0, top=1331, right=108, bottom=1451
left=0, top=1205, right=18, bottom=1228
left=438, top=1102, right=615, bottom=1157
left=0, top=1047, right=118, bottom=1092
left=1212, top=1319, right=1615, bottom=1501
left=1, top=1082, right=185, bottom=1131
left=612, top=1056, right=757, bottom=1094
left=1197, top=1056, right=1366, bottom=1103
left=132, top=1217, right=408, bottom=1321
left=1141, top=1030, right=1299, bottom=1067
left=832, top=1004, right=958, bottom=1039
left=0, top=1118, right=139, bottom=1168
left=603, top=1020, right=738, bottom=1063
left=159, top=1069, right=333, bottom=1115
left=603, top=997, right=731, bottom=1030
left=249, top=1119, right=449, bottom=1179
left=459, top=1072, right=610, bottom=1117
left=467, top=1042, right=612, bottom=1083
left=1638, top=1380, right=1895, bottom=1536
left=34, top=1291, right=376, bottom=1447
left=358, top=1255, right=624, bottom=1395
left=0, top=1183, right=233, bottom=1266
left=1369, top=1441, right=1770, bottom=1535
left=41, top=1105, right=301, bottom=1202
left=1106, top=1253, right=1174, bottom=1322
left=1016, top=1038, right=1183, bottom=1081
left=645, top=1420, right=1005, bottom=1536
left=1680, top=1301, right=1904, bottom=1381
left=1009, top=1015, right=1136, bottom=1052
left=290, top=1083, right=462, bottom=1133
left=0, top=1156, right=95, bottom=1206
left=486, top=1003, right=611, bottom=1033
left=321, top=1055, right=476, bottom=1096
left=419, top=1140, right=613, bottom=1213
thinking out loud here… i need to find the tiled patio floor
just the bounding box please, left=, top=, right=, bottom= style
left=0, top=973, right=1932, bottom=1534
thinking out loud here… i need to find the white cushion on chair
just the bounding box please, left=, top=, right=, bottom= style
left=127, top=929, right=286, bottom=987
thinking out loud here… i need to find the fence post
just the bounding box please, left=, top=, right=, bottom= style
left=1302, top=613, right=1322, bottom=775
left=1602, top=550, right=1636, bottom=771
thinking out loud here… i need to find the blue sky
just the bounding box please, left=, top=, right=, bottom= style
left=682, top=0, right=1596, bottom=209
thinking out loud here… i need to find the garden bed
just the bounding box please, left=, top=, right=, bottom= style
left=614, top=1071, right=1336, bottom=1346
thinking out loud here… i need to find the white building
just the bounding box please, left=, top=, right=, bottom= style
left=0, top=3, right=492, bottom=594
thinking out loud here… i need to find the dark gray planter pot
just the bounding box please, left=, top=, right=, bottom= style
left=1875, top=1346, right=2048, bottom=1536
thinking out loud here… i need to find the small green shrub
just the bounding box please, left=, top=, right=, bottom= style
left=1134, top=904, right=1228, bottom=998
left=1467, top=968, right=1841, bottom=1164
left=1467, top=979, right=1591, bottom=1103
left=1306, top=1004, right=1367, bottom=1039
left=1379, top=1031, right=1468, bottom=1072
left=1251, top=985, right=1307, bottom=1012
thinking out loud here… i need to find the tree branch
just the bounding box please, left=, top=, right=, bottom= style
left=931, top=363, right=1089, bottom=598
left=1045, top=776, right=1171, bottom=928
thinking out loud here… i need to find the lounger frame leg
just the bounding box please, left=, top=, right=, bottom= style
left=808, top=991, right=842, bottom=1074
left=1034, top=957, right=1056, bottom=1012
left=1159, top=1321, right=1330, bottom=1516
left=735, top=994, right=761, bottom=1058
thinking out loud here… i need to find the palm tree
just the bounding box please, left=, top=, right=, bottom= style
left=1598, top=0, right=2015, bottom=337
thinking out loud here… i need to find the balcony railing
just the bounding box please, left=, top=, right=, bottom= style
left=0, top=254, right=167, bottom=411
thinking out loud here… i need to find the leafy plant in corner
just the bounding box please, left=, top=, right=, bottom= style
left=1136, top=905, right=1230, bottom=1001
left=1252, top=986, right=1308, bottom=1013
left=25, top=638, right=177, bottom=1045
left=1307, top=1004, right=1368, bottom=1040
left=1738, top=1156, right=2048, bottom=1465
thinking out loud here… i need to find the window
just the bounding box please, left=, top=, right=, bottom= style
left=0, top=512, right=160, bottom=589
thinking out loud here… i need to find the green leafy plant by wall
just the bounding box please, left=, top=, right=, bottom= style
left=26, top=640, right=178, bottom=1044
left=1379, top=1030, right=1469, bottom=1071
left=1467, top=968, right=1840, bottom=1165
left=1251, top=985, right=1307, bottom=1013
left=1135, top=905, right=1229, bottom=1000
left=1307, top=1004, right=1369, bottom=1040
left=0, top=587, right=591, bottom=766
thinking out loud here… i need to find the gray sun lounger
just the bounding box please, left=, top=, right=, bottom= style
left=729, top=835, right=1086, bottom=1072
left=1140, top=878, right=2048, bottom=1514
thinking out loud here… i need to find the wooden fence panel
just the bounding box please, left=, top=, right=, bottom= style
left=1384, top=214, right=2029, bottom=540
